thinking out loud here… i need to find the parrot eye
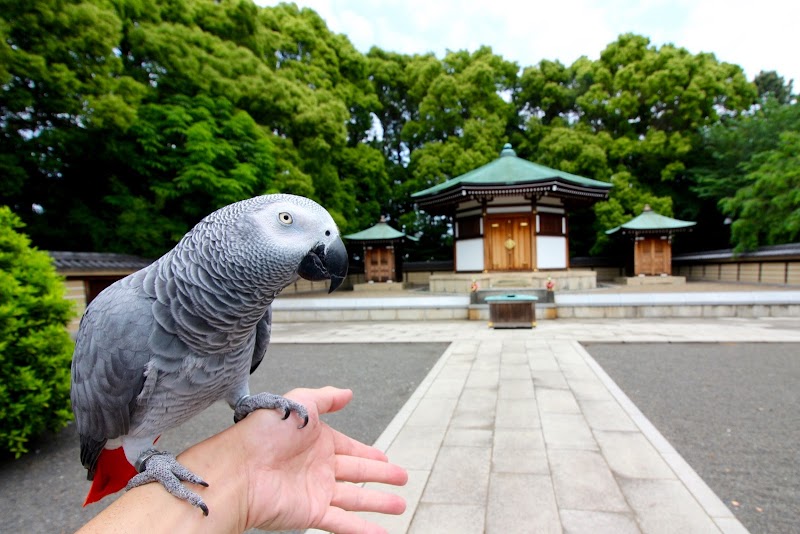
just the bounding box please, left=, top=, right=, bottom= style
left=278, top=212, right=293, bottom=225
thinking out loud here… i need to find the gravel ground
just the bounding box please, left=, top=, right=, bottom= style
left=584, top=342, right=800, bottom=534
left=0, top=342, right=448, bottom=534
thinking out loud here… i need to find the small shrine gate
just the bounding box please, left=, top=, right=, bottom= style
left=344, top=217, right=415, bottom=283
left=606, top=205, right=696, bottom=276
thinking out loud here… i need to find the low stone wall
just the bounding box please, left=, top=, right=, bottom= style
left=271, top=294, right=471, bottom=323
left=672, top=243, right=800, bottom=286
left=403, top=271, right=435, bottom=286
left=554, top=289, right=800, bottom=319
left=556, top=303, right=800, bottom=319
left=675, top=262, right=800, bottom=285
left=274, top=300, right=800, bottom=322
left=429, top=271, right=598, bottom=294
left=272, top=307, right=469, bottom=322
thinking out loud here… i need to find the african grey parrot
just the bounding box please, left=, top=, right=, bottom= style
left=70, top=194, right=347, bottom=515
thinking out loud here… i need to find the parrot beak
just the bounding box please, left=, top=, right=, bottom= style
left=297, top=235, right=348, bottom=293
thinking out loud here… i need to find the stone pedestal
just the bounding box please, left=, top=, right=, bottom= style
left=429, top=270, right=597, bottom=294
left=486, top=294, right=538, bottom=328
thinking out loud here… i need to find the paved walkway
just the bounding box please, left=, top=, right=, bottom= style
left=270, top=317, right=800, bottom=534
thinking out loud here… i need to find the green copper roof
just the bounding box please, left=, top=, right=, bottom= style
left=606, top=205, right=697, bottom=235
left=344, top=218, right=416, bottom=242
left=411, top=144, right=612, bottom=199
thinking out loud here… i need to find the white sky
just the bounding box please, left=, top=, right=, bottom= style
left=257, top=0, right=798, bottom=88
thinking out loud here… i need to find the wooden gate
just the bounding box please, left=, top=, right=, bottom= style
left=634, top=237, right=671, bottom=275
left=486, top=215, right=532, bottom=271
left=365, top=246, right=395, bottom=282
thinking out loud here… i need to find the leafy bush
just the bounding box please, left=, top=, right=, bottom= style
left=0, top=207, right=74, bottom=457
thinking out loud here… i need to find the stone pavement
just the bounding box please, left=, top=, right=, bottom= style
left=270, top=317, right=800, bottom=534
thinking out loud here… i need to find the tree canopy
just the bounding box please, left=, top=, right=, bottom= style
left=1, top=1, right=796, bottom=259
left=693, top=98, right=800, bottom=251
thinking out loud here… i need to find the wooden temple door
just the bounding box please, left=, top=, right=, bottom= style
left=365, top=246, right=395, bottom=282
left=486, top=216, right=532, bottom=271
left=634, top=237, right=670, bottom=275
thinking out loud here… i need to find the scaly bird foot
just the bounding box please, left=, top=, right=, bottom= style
left=126, top=449, right=210, bottom=516
left=233, top=392, right=309, bottom=428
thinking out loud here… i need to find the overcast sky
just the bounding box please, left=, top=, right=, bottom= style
left=257, top=0, right=798, bottom=88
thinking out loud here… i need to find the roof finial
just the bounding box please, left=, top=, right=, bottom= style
left=500, top=143, right=516, bottom=157
left=642, top=204, right=652, bottom=212
left=379, top=215, right=387, bottom=223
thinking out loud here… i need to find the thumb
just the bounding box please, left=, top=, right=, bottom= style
left=286, top=387, right=354, bottom=417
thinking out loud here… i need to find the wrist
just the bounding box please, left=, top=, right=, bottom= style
left=79, top=430, right=250, bottom=534
left=176, top=425, right=250, bottom=532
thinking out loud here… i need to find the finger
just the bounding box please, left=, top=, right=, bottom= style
left=331, top=483, right=407, bottom=515
left=332, top=428, right=389, bottom=462
left=285, top=386, right=353, bottom=416
left=316, top=505, right=389, bottom=534
left=335, top=455, right=409, bottom=487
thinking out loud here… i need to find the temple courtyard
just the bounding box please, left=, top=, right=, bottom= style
left=3, top=300, right=800, bottom=533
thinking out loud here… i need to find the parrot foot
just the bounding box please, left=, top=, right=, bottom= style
left=233, top=392, right=309, bottom=428
left=126, top=449, right=210, bottom=516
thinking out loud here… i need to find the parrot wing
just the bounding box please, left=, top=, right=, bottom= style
left=70, top=275, right=155, bottom=478
left=249, top=306, right=272, bottom=375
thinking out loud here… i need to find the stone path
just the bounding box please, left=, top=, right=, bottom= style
left=272, top=317, right=800, bottom=533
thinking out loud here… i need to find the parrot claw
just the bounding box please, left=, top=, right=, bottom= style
left=234, top=392, right=309, bottom=428
left=127, top=449, right=210, bottom=516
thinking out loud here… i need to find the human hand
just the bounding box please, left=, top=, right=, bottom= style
left=223, top=386, right=408, bottom=533
left=78, top=387, right=406, bottom=534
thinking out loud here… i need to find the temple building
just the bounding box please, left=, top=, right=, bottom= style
left=411, top=144, right=612, bottom=274
left=344, top=216, right=416, bottom=284
left=606, top=204, right=696, bottom=278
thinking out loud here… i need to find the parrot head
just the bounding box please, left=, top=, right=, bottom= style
left=240, top=194, right=348, bottom=293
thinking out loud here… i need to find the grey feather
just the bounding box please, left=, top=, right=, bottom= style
left=250, top=307, right=272, bottom=375
left=71, top=275, right=152, bottom=474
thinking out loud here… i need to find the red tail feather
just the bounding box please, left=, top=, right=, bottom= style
left=83, top=446, right=138, bottom=506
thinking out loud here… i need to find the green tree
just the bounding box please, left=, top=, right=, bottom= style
left=0, top=0, right=142, bottom=228
left=366, top=49, right=440, bottom=218
left=402, top=47, right=519, bottom=194
left=693, top=99, right=800, bottom=202
left=753, top=70, right=794, bottom=104
left=3, top=0, right=394, bottom=253
left=720, top=131, right=800, bottom=250
left=250, top=3, right=385, bottom=231
left=0, top=208, right=74, bottom=457
left=692, top=99, right=800, bottom=250
left=102, top=95, right=277, bottom=256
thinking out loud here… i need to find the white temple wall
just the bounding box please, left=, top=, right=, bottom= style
left=536, top=236, right=568, bottom=269
left=455, top=238, right=484, bottom=271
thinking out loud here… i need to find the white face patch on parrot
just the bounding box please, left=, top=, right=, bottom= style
left=246, top=197, right=334, bottom=261
left=251, top=198, right=336, bottom=248
left=235, top=195, right=348, bottom=293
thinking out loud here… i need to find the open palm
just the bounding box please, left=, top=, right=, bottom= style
left=236, top=387, right=408, bottom=533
